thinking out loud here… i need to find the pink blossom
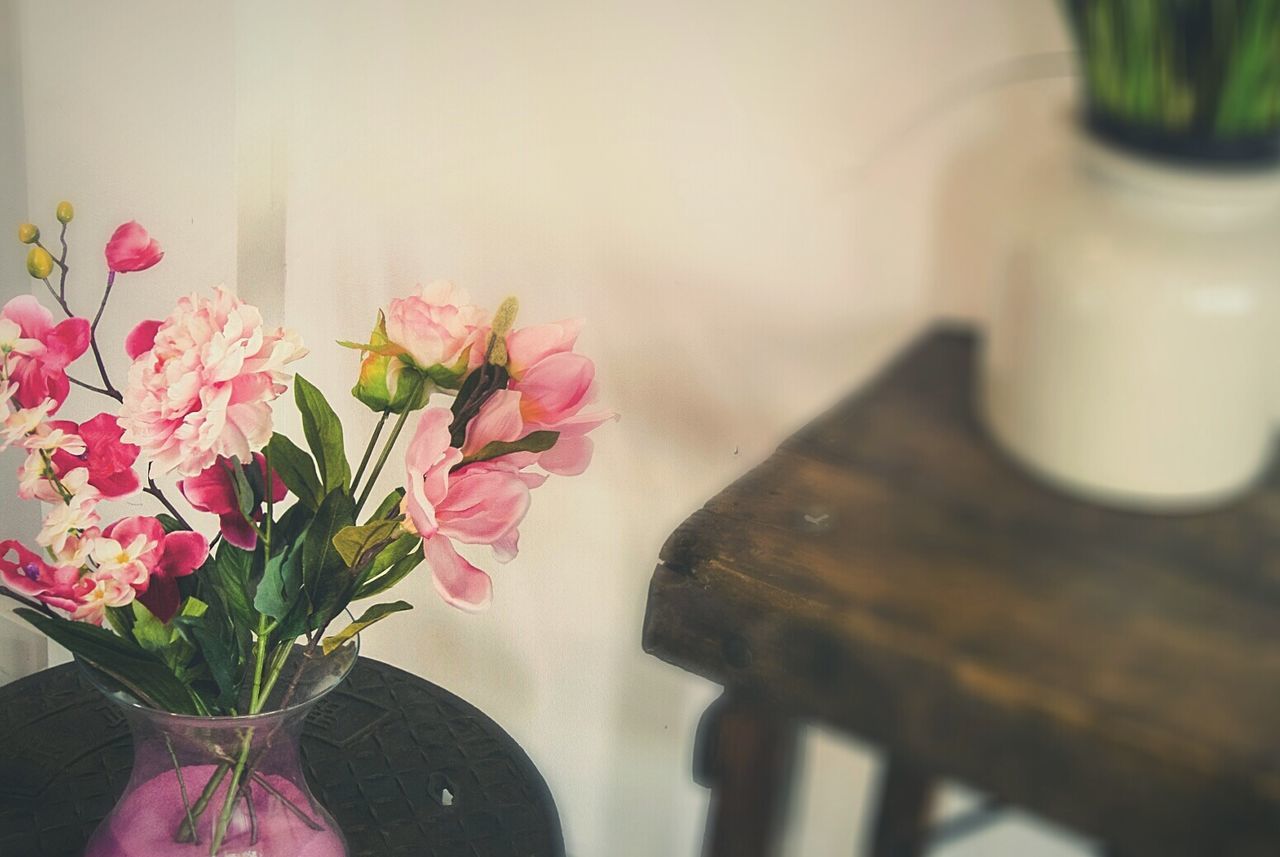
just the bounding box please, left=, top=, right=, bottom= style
left=104, top=222, right=164, bottom=273
left=384, top=282, right=488, bottom=375
left=125, top=319, right=162, bottom=359
left=118, top=286, right=307, bottom=476
left=403, top=406, right=544, bottom=611
left=504, top=321, right=614, bottom=475
left=0, top=295, right=90, bottom=411
left=0, top=540, right=89, bottom=614
left=47, top=413, right=141, bottom=499
left=98, top=516, right=208, bottom=622
left=179, top=453, right=286, bottom=550
left=402, top=408, right=463, bottom=541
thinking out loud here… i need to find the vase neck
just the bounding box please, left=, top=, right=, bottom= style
left=1074, top=124, right=1280, bottom=220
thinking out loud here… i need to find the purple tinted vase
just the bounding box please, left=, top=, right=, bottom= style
left=82, top=640, right=357, bottom=857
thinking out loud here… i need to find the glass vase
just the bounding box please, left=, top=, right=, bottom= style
left=82, top=639, right=358, bottom=857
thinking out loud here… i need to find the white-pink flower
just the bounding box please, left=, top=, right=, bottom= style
left=384, top=281, right=488, bottom=372
left=118, top=286, right=307, bottom=476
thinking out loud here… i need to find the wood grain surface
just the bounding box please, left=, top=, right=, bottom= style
left=643, top=326, right=1280, bottom=857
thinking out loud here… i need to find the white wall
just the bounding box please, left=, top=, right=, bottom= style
left=5, top=2, right=1079, bottom=855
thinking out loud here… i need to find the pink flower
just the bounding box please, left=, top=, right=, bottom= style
left=104, top=222, right=164, bottom=273
left=384, top=282, right=488, bottom=376
left=0, top=295, right=90, bottom=411
left=118, top=287, right=307, bottom=476
left=504, top=321, right=614, bottom=476
left=403, top=407, right=544, bottom=611
left=48, top=413, right=141, bottom=499
left=0, top=540, right=89, bottom=614
left=402, top=408, right=463, bottom=542
left=97, top=516, right=208, bottom=622
left=179, top=453, right=286, bottom=550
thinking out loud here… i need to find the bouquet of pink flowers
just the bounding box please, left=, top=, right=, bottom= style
left=0, top=204, right=611, bottom=853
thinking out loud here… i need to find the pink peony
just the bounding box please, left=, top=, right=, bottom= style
left=179, top=453, right=286, bottom=550
left=504, top=321, right=615, bottom=476
left=384, top=281, right=488, bottom=374
left=104, top=222, right=164, bottom=273
left=48, top=413, right=141, bottom=499
left=95, top=516, right=208, bottom=622
left=118, top=287, right=307, bottom=476
left=403, top=407, right=543, bottom=611
left=0, top=295, right=91, bottom=411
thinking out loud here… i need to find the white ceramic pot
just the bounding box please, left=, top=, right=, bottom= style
left=981, top=122, right=1280, bottom=512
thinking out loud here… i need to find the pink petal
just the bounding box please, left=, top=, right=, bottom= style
left=138, top=578, right=181, bottom=623
left=218, top=512, right=259, bottom=550
left=103, top=515, right=166, bottom=551
left=1, top=295, right=53, bottom=339
left=505, top=319, right=583, bottom=378
left=125, top=319, right=162, bottom=359
left=179, top=460, right=239, bottom=516
left=156, top=530, right=209, bottom=580
left=539, top=434, right=595, bottom=476
left=513, top=352, right=595, bottom=427
left=43, top=318, right=91, bottom=370
left=437, top=464, right=532, bottom=545
left=461, top=389, right=525, bottom=457
left=424, top=535, right=492, bottom=612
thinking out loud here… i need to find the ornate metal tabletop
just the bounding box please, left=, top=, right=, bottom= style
left=0, top=657, right=564, bottom=857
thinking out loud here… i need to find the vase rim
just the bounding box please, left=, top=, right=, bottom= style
left=76, top=630, right=360, bottom=725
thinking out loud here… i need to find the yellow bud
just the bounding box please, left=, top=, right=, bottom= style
left=26, top=246, right=54, bottom=279
left=17, top=223, right=38, bottom=244
left=55, top=201, right=74, bottom=224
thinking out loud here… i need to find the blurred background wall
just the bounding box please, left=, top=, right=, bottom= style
left=1, top=1, right=1080, bottom=854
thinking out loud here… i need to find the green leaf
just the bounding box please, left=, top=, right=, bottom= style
left=254, top=544, right=303, bottom=620
left=131, top=600, right=170, bottom=653
left=321, top=601, right=413, bottom=655
left=155, top=513, right=184, bottom=533
left=460, top=430, right=559, bottom=467
left=367, top=487, right=406, bottom=523
left=294, top=375, right=351, bottom=494
left=301, top=489, right=358, bottom=632
left=303, top=490, right=356, bottom=581
left=265, top=433, right=323, bottom=510
left=355, top=541, right=425, bottom=600
left=14, top=608, right=205, bottom=714
left=182, top=614, right=241, bottom=711
left=226, top=459, right=256, bottom=519
left=199, top=542, right=256, bottom=631
left=332, top=519, right=403, bottom=568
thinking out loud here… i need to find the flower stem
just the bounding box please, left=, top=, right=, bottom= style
left=350, top=409, right=390, bottom=497
left=354, top=379, right=423, bottom=516
left=56, top=222, right=68, bottom=302
left=144, top=474, right=194, bottom=531
left=165, top=736, right=199, bottom=845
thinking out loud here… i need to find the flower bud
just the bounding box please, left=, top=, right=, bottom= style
left=349, top=311, right=433, bottom=414
left=55, top=202, right=74, bottom=224
left=26, top=246, right=53, bottom=279
left=17, top=223, right=38, bottom=244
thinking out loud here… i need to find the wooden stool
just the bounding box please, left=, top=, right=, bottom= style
left=643, top=327, right=1280, bottom=857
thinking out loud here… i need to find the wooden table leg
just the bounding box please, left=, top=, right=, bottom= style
left=694, top=692, right=797, bottom=857
left=869, top=756, right=935, bottom=857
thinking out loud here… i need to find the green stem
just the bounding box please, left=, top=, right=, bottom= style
left=166, top=736, right=199, bottom=845
left=175, top=766, right=229, bottom=842
left=208, top=732, right=253, bottom=854
left=354, top=379, right=423, bottom=515
left=350, top=409, right=391, bottom=496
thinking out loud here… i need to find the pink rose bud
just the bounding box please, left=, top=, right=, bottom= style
left=104, top=221, right=164, bottom=273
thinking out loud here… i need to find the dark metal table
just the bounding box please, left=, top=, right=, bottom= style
left=0, top=657, right=564, bottom=857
